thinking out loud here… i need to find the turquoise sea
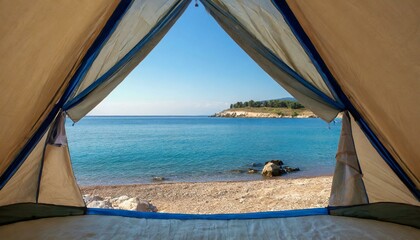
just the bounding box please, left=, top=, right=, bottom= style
left=66, top=116, right=341, bottom=186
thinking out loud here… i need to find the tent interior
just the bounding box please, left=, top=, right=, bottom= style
left=0, top=0, right=419, bottom=238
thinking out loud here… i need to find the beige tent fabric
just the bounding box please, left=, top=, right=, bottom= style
left=37, top=145, right=84, bottom=207
left=66, top=48, right=152, bottom=122
left=350, top=114, right=419, bottom=205
left=207, top=0, right=334, bottom=99
left=37, top=112, right=84, bottom=207
left=287, top=0, right=420, bottom=188
left=202, top=0, right=340, bottom=122
left=329, top=112, right=368, bottom=206
left=0, top=112, right=84, bottom=207
left=0, top=215, right=419, bottom=239
left=0, top=132, right=48, bottom=206
left=283, top=85, right=339, bottom=122
left=66, top=12, right=184, bottom=122
left=67, top=0, right=187, bottom=122
left=72, top=0, right=178, bottom=97
left=0, top=0, right=119, bottom=176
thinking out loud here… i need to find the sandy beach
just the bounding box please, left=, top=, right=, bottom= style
left=81, top=176, right=332, bottom=214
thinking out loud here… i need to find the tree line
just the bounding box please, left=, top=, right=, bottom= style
left=230, top=100, right=305, bottom=109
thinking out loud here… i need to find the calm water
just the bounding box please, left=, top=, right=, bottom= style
left=66, top=116, right=341, bottom=186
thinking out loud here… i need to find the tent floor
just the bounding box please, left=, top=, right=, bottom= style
left=0, top=214, right=419, bottom=239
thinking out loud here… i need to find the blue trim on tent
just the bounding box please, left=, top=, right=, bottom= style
left=87, top=207, right=328, bottom=220
left=200, top=0, right=343, bottom=112
left=272, top=0, right=419, bottom=200
left=63, top=0, right=190, bottom=111
left=271, top=0, right=343, bottom=107
left=0, top=0, right=133, bottom=190
left=260, top=46, right=343, bottom=111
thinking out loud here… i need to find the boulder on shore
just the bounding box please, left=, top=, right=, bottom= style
left=262, top=162, right=283, bottom=177
left=83, top=195, right=103, bottom=203
left=84, top=194, right=157, bottom=212
left=117, top=197, right=157, bottom=212
left=109, top=195, right=130, bottom=205
left=87, top=200, right=112, bottom=209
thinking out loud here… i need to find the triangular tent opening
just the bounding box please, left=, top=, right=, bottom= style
left=0, top=0, right=419, bottom=238
left=69, top=2, right=309, bottom=188
left=89, top=1, right=290, bottom=117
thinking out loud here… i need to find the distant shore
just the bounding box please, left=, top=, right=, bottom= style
left=211, top=108, right=344, bottom=119
left=211, top=107, right=317, bottom=118
left=81, top=176, right=333, bottom=214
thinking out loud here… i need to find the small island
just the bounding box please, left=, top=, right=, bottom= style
left=211, top=99, right=317, bottom=118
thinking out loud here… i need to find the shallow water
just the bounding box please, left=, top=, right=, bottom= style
left=66, top=116, right=341, bottom=185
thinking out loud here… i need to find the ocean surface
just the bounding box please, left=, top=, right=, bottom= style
left=66, top=116, right=341, bottom=186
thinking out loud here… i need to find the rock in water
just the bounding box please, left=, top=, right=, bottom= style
left=250, top=162, right=263, bottom=167
left=262, top=162, right=281, bottom=177
left=248, top=168, right=258, bottom=174
left=265, top=160, right=284, bottom=166
left=152, top=176, right=165, bottom=181
left=284, top=166, right=300, bottom=173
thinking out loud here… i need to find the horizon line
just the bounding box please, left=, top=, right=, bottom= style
left=85, top=115, right=212, bottom=117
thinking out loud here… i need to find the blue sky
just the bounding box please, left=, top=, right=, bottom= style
left=90, top=2, right=290, bottom=116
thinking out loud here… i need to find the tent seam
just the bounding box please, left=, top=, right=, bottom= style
left=35, top=119, right=54, bottom=203
left=347, top=111, right=370, bottom=204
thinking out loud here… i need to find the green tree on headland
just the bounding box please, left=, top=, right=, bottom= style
left=230, top=99, right=304, bottom=109
left=249, top=100, right=255, bottom=107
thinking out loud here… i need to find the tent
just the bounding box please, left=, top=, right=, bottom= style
left=0, top=0, right=419, bottom=238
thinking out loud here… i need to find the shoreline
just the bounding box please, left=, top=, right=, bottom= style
left=76, top=168, right=334, bottom=187
left=79, top=172, right=334, bottom=188
left=211, top=109, right=344, bottom=119
left=81, top=175, right=333, bottom=214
